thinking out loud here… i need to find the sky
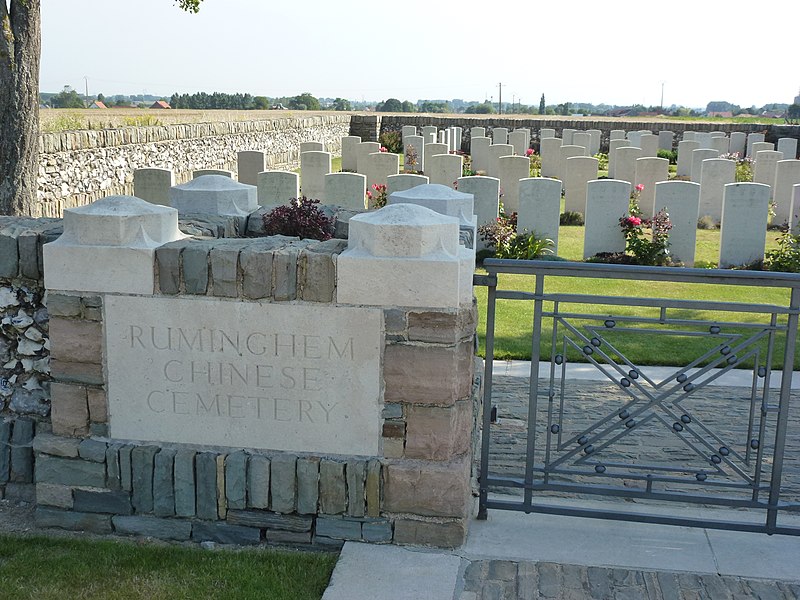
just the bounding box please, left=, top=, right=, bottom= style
left=40, top=0, right=800, bottom=110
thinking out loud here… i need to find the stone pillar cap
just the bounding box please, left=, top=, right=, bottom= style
left=347, top=203, right=460, bottom=258
left=56, top=195, right=182, bottom=248
left=388, top=184, right=475, bottom=229
left=170, top=175, right=257, bottom=217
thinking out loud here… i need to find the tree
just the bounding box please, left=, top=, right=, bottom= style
left=788, top=104, right=800, bottom=123
left=50, top=86, right=85, bottom=109
left=253, top=96, right=270, bottom=110
left=288, top=92, right=320, bottom=111
left=376, top=98, right=402, bottom=112
left=464, top=101, right=496, bottom=114
left=400, top=100, right=416, bottom=113
left=332, top=97, right=351, bottom=111
left=539, top=94, right=545, bottom=115
left=0, top=0, right=202, bottom=217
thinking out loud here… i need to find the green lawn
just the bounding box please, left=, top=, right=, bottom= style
left=0, top=535, right=337, bottom=600
left=476, top=226, right=797, bottom=369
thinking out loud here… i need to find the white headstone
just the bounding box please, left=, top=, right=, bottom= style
left=676, top=140, right=700, bottom=177
left=300, top=141, right=325, bottom=153
left=451, top=126, right=463, bottom=152
left=300, top=151, right=332, bottom=201
left=719, top=183, right=770, bottom=268
left=587, top=129, right=602, bottom=156
left=402, top=125, right=417, bottom=139
left=750, top=141, right=774, bottom=159
left=193, top=169, right=233, bottom=179
left=438, top=130, right=447, bottom=144
left=518, top=177, right=562, bottom=253
left=698, top=158, right=736, bottom=222
left=426, top=154, right=463, bottom=189
left=403, top=135, right=425, bottom=173
left=572, top=132, right=591, bottom=156
left=492, top=127, right=509, bottom=144
left=387, top=173, right=429, bottom=196
left=540, top=128, right=556, bottom=139
left=695, top=132, right=714, bottom=149
left=729, top=132, right=746, bottom=156
left=753, top=150, right=784, bottom=197
left=562, top=128, right=576, bottom=145
left=610, top=130, right=626, bottom=141
left=639, top=134, right=660, bottom=158
left=134, top=168, right=175, bottom=206
left=424, top=142, right=449, bottom=175
left=470, top=126, right=486, bottom=140
left=540, top=137, right=562, bottom=178
left=777, top=138, right=798, bottom=161
left=691, top=148, right=719, bottom=183
left=324, top=172, right=367, bottom=210
left=654, top=181, right=700, bottom=266
left=457, top=176, right=500, bottom=251
left=682, top=131, right=696, bottom=142
left=634, top=157, right=670, bottom=219
left=607, top=139, right=630, bottom=179
left=564, top=156, right=599, bottom=215
left=509, top=129, right=528, bottom=156
left=421, top=126, right=437, bottom=145
left=364, top=152, right=400, bottom=188
left=627, top=131, right=644, bottom=148
left=337, top=203, right=473, bottom=308
left=746, top=133, right=766, bottom=157
left=710, top=136, right=730, bottom=155
left=497, top=155, right=531, bottom=214
left=257, top=170, right=299, bottom=206
left=43, top=196, right=183, bottom=295
left=237, top=151, right=266, bottom=186
left=775, top=159, right=800, bottom=227
left=356, top=142, right=381, bottom=174
left=470, top=137, right=491, bottom=174
left=615, top=146, right=643, bottom=187
left=487, top=144, right=514, bottom=178
left=170, top=175, right=257, bottom=216
left=583, top=180, right=630, bottom=259
left=658, top=131, right=674, bottom=152
left=558, top=144, right=586, bottom=183
left=341, top=136, right=362, bottom=172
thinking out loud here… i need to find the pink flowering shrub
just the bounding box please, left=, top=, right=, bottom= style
left=619, top=186, right=673, bottom=266
left=366, top=183, right=388, bottom=209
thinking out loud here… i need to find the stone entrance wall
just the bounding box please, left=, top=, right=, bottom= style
left=28, top=197, right=479, bottom=549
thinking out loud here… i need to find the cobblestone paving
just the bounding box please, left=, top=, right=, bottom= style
left=485, top=377, right=800, bottom=509
left=459, top=559, right=800, bottom=600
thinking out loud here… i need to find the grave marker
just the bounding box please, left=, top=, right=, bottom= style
left=719, top=183, right=770, bottom=268
left=583, top=180, right=630, bottom=259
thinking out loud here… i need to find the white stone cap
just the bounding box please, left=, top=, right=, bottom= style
left=345, top=203, right=460, bottom=259
left=170, top=175, right=257, bottom=217
left=387, top=184, right=475, bottom=229
left=55, top=195, right=183, bottom=248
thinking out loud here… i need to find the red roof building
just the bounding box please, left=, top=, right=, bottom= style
left=150, top=100, right=171, bottom=109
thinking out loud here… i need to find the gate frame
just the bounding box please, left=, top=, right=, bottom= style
left=476, top=259, right=800, bottom=536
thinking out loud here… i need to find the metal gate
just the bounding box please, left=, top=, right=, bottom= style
left=476, top=259, right=800, bottom=535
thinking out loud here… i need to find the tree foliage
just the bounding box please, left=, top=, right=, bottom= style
left=50, top=86, right=85, bottom=108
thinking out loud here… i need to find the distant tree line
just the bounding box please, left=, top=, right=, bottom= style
left=168, top=91, right=329, bottom=111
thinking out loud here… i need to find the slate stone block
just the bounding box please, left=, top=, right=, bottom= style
left=191, top=521, right=260, bottom=545
left=105, top=443, right=123, bottom=491
left=155, top=242, right=184, bottom=295
left=112, top=515, right=192, bottom=541
left=45, top=294, right=82, bottom=318
left=266, top=529, right=312, bottom=545
left=224, top=451, right=247, bottom=510
left=269, top=454, right=296, bottom=514
left=272, top=247, right=298, bottom=301
left=36, top=455, right=105, bottom=487
left=319, top=460, right=346, bottom=515
left=246, top=455, right=269, bottom=509
left=73, top=489, right=133, bottom=515
left=119, top=444, right=134, bottom=492
left=174, top=449, right=196, bottom=518
left=32, top=433, right=80, bottom=458
left=131, top=446, right=159, bottom=514
left=153, top=448, right=177, bottom=517
left=316, top=516, right=362, bottom=540
left=210, top=246, right=240, bottom=298
left=10, top=418, right=35, bottom=483
left=346, top=460, right=366, bottom=517
left=0, top=422, right=10, bottom=483
left=195, top=452, right=218, bottom=520
left=296, top=457, right=319, bottom=515
left=362, top=521, right=393, bottom=542
left=182, top=243, right=211, bottom=294
left=36, top=507, right=112, bottom=534
left=227, top=510, right=312, bottom=532
left=78, top=439, right=108, bottom=463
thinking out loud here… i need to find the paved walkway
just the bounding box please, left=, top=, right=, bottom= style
left=323, top=365, right=800, bottom=599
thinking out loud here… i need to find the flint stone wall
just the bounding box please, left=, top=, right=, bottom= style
left=37, top=115, right=351, bottom=217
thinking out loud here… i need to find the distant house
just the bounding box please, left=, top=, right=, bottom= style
left=707, top=111, right=733, bottom=118
left=150, top=100, right=171, bottom=109
left=89, top=101, right=108, bottom=109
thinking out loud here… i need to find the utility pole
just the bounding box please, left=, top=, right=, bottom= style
left=512, top=94, right=515, bottom=114
left=498, top=82, right=502, bottom=115
left=84, top=76, right=89, bottom=106
left=660, top=82, right=665, bottom=110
